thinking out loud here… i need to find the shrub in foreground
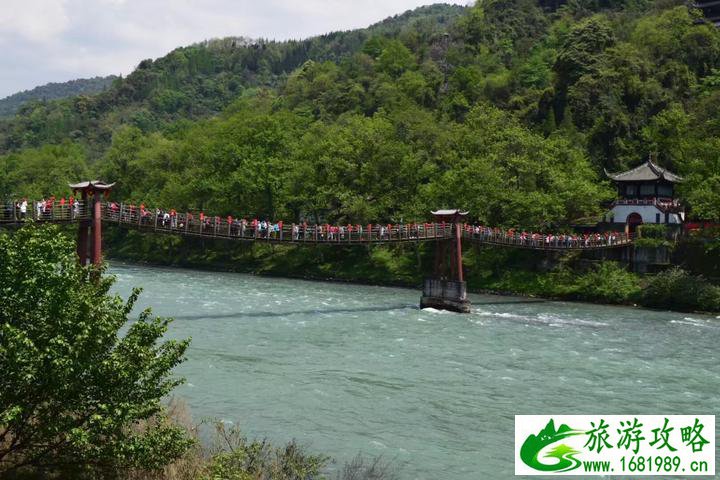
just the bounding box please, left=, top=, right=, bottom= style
left=0, top=225, right=193, bottom=477
left=128, top=406, right=399, bottom=480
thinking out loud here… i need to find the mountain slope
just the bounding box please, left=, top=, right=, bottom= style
left=0, top=4, right=465, bottom=156
left=1, top=0, right=719, bottom=222
left=0, top=76, right=117, bottom=118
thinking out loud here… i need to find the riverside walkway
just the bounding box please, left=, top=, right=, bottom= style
left=0, top=200, right=633, bottom=251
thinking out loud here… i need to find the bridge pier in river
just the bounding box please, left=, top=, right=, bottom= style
left=420, top=210, right=471, bottom=313
left=70, top=181, right=114, bottom=267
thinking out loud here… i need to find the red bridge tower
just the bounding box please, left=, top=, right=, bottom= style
left=420, top=210, right=471, bottom=313
left=70, top=181, right=114, bottom=267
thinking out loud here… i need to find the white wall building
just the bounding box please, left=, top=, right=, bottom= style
left=604, top=160, right=685, bottom=232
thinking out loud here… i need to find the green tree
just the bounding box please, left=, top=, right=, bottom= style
left=0, top=142, right=89, bottom=200
left=0, top=225, right=192, bottom=476
left=554, top=15, right=615, bottom=88
left=377, top=40, right=416, bottom=77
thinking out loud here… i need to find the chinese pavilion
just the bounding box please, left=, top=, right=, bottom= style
left=604, top=159, right=684, bottom=233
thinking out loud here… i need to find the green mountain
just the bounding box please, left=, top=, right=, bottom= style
left=0, top=76, right=117, bottom=118
left=0, top=4, right=465, bottom=156
left=1, top=1, right=719, bottom=224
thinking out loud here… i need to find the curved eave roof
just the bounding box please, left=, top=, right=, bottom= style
left=431, top=209, right=469, bottom=216
left=604, top=160, right=683, bottom=183
left=68, top=180, right=116, bottom=190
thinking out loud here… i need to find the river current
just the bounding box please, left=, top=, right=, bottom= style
left=110, top=262, right=720, bottom=479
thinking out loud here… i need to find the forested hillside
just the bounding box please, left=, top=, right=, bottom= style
left=0, top=76, right=117, bottom=118
left=2, top=0, right=720, bottom=226
left=0, top=5, right=463, bottom=158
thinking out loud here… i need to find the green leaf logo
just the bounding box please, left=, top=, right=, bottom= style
left=520, top=419, right=583, bottom=472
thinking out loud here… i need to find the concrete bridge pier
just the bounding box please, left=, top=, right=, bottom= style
left=420, top=210, right=471, bottom=313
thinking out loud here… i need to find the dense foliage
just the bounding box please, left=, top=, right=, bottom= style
left=0, top=76, right=117, bottom=119
left=2, top=1, right=719, bottom=222
left=0, top=225, right=192, bottom=477
left=640, top=267, right=720, bottom=311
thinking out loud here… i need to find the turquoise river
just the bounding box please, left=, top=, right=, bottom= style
left=110, top=262, right=720, bottom=479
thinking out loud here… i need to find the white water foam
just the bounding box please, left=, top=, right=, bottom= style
left=670, top=317, right=717, bottom=328
left=474, top=309, right=608, bottom=327
left=421, top=307, right=453, bottom=314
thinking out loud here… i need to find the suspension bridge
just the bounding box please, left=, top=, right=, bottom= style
left=0, top=181, right=633, bottom=312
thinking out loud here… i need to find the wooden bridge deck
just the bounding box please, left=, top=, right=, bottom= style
left=0, top=202, right=633, bottom=250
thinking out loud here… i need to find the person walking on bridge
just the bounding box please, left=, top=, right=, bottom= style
left=19, top=198, right=27, bottom=220
left=59, top=197, right=66, bottom=217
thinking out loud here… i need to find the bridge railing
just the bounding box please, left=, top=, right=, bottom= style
left=2, top=200, right=636, bottom=250
left=463, top=227, right=633, bottom=249
left=101, top=202, right=455, bottom=243
left=0, top=201, right=91, bottom=223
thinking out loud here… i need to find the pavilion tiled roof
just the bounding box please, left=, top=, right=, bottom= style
left=605, top=160, right=683, bottom=183
left=68, top=180, right=116, bottom=190
left=431, top=209, right=469, bottom=216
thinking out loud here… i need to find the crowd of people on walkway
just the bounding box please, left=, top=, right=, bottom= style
left=101, top=201, right=630, bottom=248
left=2, top=198, right=630, bottom=249
left=467, top=225, right=628, bottom=248
left=103, top=202, right=452, bottom=241
left=2, top=197, right=86, bottom=221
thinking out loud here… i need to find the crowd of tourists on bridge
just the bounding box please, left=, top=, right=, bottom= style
left=101, top=201, right=628, bottom=248
left=2, top=197, right=629, bottom=249
left=3, top=196, right=85, bottom=221
left=103, top=201, right=451, bottom=241
left=466, top=225, right=627, bottom=248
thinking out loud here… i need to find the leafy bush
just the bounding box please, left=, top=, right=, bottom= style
left=543, top=261, right=641, bottom=304
left=638, top=224, right=669, bottom=239
left=334, top=455, right=399, bottom=480
left=199, top=422, right=327, bottom=480
left=639, top=267, right=720, bottom=312
left=0, top=225, right=192, bottom=477
left=572, top=262, right=642, bottom=304
left=635, top=224, right=672, bottom=247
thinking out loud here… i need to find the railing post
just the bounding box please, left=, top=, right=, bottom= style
left=91, top=196, right=102, bottom=266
